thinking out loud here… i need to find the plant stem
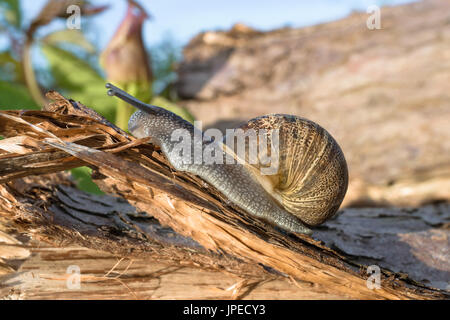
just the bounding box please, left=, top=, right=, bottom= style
left=22, top=38, right=46, bottom=107
left=115, top=98, right=135, bottom=130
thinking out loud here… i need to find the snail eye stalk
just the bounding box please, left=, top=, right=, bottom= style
left=105, top=83, right=160, bottom=115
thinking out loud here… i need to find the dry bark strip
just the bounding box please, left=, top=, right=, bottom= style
left=0, top=91, right=448, bottom=299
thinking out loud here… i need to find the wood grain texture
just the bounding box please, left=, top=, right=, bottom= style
left=177, top=0, right=450, bottom=208
left=0, top=91, right=448, bottom=299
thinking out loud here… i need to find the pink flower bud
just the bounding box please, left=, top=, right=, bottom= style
left=100, top=2, right=152, bottom=85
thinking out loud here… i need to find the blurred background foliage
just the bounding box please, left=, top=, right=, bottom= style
left=0, top=0, right=194, bottom=194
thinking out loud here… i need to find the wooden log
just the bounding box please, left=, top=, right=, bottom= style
left=0, top=92, right=448, bottom=299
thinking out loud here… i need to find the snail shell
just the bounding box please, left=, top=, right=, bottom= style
left=105, top=83, right=348, bottom=235
left=231, top=114, right=348, bottom=227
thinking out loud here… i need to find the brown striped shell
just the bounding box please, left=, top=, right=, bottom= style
left=230, top=114, right=348, bottom=226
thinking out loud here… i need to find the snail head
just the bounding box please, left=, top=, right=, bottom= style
left=105, top=83, right=165, bottom=138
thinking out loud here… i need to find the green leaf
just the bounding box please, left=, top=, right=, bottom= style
left=70, top=167, right=104, bottom=195
left=0, top=51, right=22, bottom=82
left=0, top=0, right=22, bottom=28
left=41, top=44, right=115, bottom=122
left=0, top=80, right=39, bottom=109
left=42, top=29, right=96, bottom=54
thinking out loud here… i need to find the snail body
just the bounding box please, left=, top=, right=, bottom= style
left=106, top=83, right=348, bottom=235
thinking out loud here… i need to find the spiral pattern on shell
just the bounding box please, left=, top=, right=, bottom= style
left=234, top=114, right=348, bottom=226
left=106, top=82, right=348, bottom=233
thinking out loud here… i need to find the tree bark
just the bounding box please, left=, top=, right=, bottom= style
left=177, top=0, right=450, bottom=208
left=0, top=91, right=448, bottom=299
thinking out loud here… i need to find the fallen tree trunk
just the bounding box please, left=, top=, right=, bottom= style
left=0, top=92, right=448, bottom=299
left=176, top=0, right=450, bottom=208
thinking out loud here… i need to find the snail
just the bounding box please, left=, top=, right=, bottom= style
left=105, top=83, right=348, bottom=235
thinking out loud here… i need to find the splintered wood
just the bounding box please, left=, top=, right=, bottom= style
left=0, top=91, right=448, bottom=299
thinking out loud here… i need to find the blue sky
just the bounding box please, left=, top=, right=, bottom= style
left=18, top=0, right=415, bottom=49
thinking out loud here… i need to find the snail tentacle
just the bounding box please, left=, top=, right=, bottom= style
left=105, top=83, right=347, bottom=235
